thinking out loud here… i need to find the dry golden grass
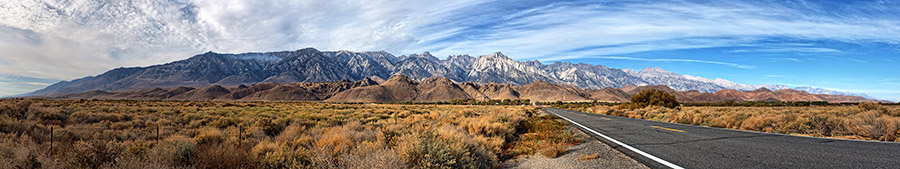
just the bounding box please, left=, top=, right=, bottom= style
left=555, top=103, right=900, bottom=142
left=504, top=114, right=579, bottom=159
left=0, top=98, right=568, bottom=168
left=538, top=143, right=568, bottom=158
left=580, top=153, right=599, bottom=161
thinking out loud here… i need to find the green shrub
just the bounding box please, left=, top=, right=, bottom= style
left=859, top=102, right=881, bottom=111
left=259, top=147, right=310, bottom=169
left=255, top=119, right=287, bottom=137
left=164, top=136, right=197, bottom=167
left=397, top=131, right=494, bottom=169
left=210, top=117, right=238, bottom=128
left=630, top=89, right=679, bottom=109
left=193, top=128, right=225, bottom=145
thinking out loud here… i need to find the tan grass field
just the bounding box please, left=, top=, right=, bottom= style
left=0, top=99, right=576, bottom=169
left=553, top=103, right=900, bottom=142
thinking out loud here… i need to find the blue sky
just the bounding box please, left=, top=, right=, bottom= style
left=1, top=0, right=899, bottom=100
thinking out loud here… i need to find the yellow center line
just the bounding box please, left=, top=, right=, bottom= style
left=600, top=117, right=612, bottom=120
left=651, top=126, right=685, bottom=133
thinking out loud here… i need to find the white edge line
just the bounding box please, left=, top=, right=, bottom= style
left=545, top=108, right=685, bottom=169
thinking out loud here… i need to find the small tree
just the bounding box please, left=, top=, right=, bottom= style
left=630, top=89, right=679, bottom=109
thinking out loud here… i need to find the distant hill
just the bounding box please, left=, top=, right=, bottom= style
left=25, top=48, right=875, bottom=99
left=46, top=75, right=882, bottom=103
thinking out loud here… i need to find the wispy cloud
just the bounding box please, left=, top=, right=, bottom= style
left=879, top=78, right=899, bottom=82
left=879, top=78, right=900, bottom=86
left=847, top=58, right=867, bottom=63
left=731, top=47, right=841, bottom=53
left=590, top=56, right=756, bottom=69
left=767, top=57, right=802, bottom=62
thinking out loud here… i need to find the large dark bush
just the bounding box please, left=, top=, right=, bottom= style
left=630, top=89, right=679, bottom=109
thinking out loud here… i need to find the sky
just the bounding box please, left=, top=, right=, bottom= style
left=0, top=0, right=899, bottom=101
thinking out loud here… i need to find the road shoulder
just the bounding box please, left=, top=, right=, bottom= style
left=501, top=110, right=649, bottom=169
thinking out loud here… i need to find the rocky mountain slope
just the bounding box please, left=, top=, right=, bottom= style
left=27, top=48, right=871, bottom=99
left=50, top=75, right=879, bottom=103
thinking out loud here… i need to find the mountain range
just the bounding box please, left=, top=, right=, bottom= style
left=26, top=48, right=873, bottom=100
left=46, top=75, right=877, bottom=103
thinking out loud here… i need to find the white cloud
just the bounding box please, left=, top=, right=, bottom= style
left=731, top=47, right=841, bottom=53
left=0, top=26, right=114, bottom=80
left=847, top=58, right=867, bottom=63
left=0, top=0, right=485, bottom=81
left=588, top=56, right=756, bottom=69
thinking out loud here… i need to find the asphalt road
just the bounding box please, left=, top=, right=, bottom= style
left=543, top=107, right=900, bottom=169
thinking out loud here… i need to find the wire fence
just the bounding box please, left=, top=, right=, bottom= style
left=42, top=124, right=248, bottom=156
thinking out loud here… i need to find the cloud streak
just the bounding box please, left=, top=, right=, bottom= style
left=590, top=56, right=756, bottom=69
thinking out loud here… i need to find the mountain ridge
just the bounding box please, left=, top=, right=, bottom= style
left=25, top=48, right=875, bottom=99
left=45, top=76, right=884, bottom=103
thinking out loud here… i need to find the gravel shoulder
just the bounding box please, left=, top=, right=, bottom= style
left=501, top=111, right=649, bottom=169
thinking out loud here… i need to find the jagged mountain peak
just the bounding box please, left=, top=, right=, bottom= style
left=446, top=54, right=471, bottom=59
left=481, top=51, right=510, bottom=60
left=401, top=51, right=439, bottom=62
left=639, top=67, right=672, bottom=73
left=642, top=67, right=662, bottom=71
left=28, top=48, right=877, bottom=100
left=298, top=47, right=320, bottom=52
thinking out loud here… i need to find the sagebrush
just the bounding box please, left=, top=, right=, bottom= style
left=0, top=99, right=572, bottom=168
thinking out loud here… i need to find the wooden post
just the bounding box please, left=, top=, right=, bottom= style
left=49, top=126, right=53, bottom=156
left=156, top=126, right=160, bottom=144
left=238, top=126, right=243, bottom=146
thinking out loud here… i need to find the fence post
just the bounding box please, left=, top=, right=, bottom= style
left=156, top=126, right=160, bottom=144
left=239, top=125, right=243, bottom=146
left=49, top=126, right=53, bottom=156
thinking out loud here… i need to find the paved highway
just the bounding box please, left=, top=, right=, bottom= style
left=544, top=107, right=900, bottom=169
